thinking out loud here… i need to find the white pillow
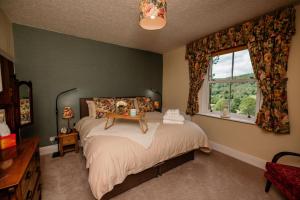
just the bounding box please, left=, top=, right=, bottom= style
left=86, top=100, right=96, bottom=118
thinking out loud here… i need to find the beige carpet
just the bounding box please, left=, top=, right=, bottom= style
left=40, top=150, right=284, bottom=200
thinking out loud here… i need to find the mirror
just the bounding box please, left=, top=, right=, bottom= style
left=19, top=81, right=33, bottom=126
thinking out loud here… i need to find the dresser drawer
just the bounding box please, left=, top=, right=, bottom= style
left=32, top=177, right=41, bottom=200
left=62, top=134, right=77, bottom=145
left=21, top=159, right=34, bottom=199
left=26, top=167, right=39, bottom=200
left=21, top=151, right=40, bottom=200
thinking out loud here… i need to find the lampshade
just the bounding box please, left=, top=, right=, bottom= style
left=62, top=106, right=73, bottom=119
left=139, top=0, right=167, bottom=30
left=154, top=101, right=160, bottom=109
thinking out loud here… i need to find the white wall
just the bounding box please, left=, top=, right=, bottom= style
left=163, top=5, right=300, bottom=165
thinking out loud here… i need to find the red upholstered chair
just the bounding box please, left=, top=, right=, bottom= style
left=264, top=152, right=300, bottom=200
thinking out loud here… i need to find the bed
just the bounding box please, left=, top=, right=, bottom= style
left=76, top=98, right=210, bottom=200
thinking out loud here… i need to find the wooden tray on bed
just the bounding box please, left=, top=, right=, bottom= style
left=104, top=112, right=148, bottom=133
left=79, top=98, right=196, bottom=199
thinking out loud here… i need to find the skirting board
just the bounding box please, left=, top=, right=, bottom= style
left=39, top=141, right=82, bottom=155
left=39, top=144, right=58, bottom=155
left=210, top=141, right=266, bottom=169
left=39, top=141, right=267, bottom=169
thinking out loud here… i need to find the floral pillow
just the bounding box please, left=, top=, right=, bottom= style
left=115, top=98, right=135, bottom=114
left=136, top=97, right=154, bottom=112
left=93, top=98, right=115, bottom=118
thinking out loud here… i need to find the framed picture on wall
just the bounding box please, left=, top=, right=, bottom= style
left=0, top=109, right=6, bottom=123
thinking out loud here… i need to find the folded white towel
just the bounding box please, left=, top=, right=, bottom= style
left=165, top=112, right=180, bottom=117
left=163, top=114, right=185, bottom=122
left=163, top=119, right=184, bottom=124
left=166, top=109, right=180, bottom=115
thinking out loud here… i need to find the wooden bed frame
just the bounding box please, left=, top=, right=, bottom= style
left=79, top=98, right=196, bottom=200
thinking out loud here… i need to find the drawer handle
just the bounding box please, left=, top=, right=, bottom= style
left=26, top=190, right=33, bottom=200
left=25, top=171, right=32, bottom=180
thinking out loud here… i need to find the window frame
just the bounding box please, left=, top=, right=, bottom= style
left=199, top=46, right=262, bottom=123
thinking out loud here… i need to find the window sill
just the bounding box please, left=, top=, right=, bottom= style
left=196, top=112, right=256, bottom=125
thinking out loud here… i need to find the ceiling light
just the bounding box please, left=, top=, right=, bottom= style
left=139, top=0, right=167, bottom=30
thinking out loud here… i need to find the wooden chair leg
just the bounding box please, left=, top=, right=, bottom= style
left=265, top=180, right=272, bottom=192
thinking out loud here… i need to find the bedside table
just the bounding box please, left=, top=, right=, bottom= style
left=58, top=132, right=79, bottom=156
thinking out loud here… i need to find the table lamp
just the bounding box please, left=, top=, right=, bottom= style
left=149, top=88, right=162, bottom=112
left=53, top=88, right=77, bottom=158
left=154, top=101, right=160, bottom=110
left=62, top=106, right=73, bottom=133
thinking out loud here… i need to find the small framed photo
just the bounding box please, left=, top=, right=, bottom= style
left=0, top=109, right=5, bottom=123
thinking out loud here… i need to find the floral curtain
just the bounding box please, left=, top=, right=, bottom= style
left=185, top=6, right=295, bottom=134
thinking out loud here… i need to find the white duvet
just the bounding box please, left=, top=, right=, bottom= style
left=75, top=112, right=210, bottom=200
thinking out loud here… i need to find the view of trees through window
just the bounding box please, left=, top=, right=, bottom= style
left=208, top=49, right=257, bottom=117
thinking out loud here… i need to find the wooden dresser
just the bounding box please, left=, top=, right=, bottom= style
left=0, top=137, right=41, bottom=200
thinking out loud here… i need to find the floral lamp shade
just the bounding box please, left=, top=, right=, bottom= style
left=153, top=101, right=160, bottom=109
left=62, top=106, right=73, bottom=119
left=139, top=0, right=167, bottom=30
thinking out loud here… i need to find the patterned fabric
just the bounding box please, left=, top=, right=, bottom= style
left=136, top=97, right=154, bottom=112
left=265, top=162, right=300, bottom=200
left=140, top=0, right=167, bottom=22
left=115, top=98, right=135, bottom=114
left=93, top=98, right=115, bottom=118
left=248, top=8, right=295, bottom=134
left=185, top=6, right=295, bottom=134
left=20, top=98, right=31, bottom=125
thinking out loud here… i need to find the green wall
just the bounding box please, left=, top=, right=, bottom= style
left=13, top=24, right=162, bottom=146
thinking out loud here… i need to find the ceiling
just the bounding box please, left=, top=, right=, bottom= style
left=0, top=0, right=298, bottom=54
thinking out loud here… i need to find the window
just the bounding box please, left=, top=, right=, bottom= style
left=199, top=47, right=261, bottom=123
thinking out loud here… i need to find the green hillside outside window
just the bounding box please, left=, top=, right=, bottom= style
left=208, top=48, right=258, bottom=118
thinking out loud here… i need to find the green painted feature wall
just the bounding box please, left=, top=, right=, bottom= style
left=13, top=24, right=162, bottom=146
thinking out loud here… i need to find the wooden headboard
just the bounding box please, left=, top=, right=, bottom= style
left=80, top=98, right=93, bottom=118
